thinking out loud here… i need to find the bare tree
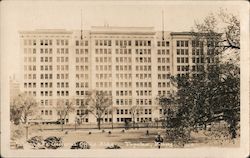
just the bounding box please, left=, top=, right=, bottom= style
left=86, top=90, right=112, bottom=130
left=10, top=93, right=38, bottom=124
left=129, top=105, right=143, bottom=129
left=56, top=98, right=75, bottom=131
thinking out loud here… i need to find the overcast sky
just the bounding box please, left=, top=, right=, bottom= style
left=0, top=1, right=241, bottom=80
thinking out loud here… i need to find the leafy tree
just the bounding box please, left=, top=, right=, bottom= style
left=10, top=93, right=38, bottom=125
left=56, top=98, right=75, bottom=131
left=158, top=10, right=240, bottom=145
left=86, top=90, right=112, bottom=130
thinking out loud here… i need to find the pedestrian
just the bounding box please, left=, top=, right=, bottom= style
left=155, top=132, right=163, bottom=149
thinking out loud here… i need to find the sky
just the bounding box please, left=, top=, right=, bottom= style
left=0, top=1, right=242, bottom=80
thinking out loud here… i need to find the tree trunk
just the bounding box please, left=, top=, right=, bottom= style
left=60, top=115, right=64, bottom=131
left=97, top=119, right=101, bottom=130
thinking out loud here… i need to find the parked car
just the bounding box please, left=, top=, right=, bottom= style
left=105, top=144, right=121, bottom=149
left=27, top=136, right=44, bottom=149
left=44, top=136, right=63, bottom=149
left=71, top=141, right=90, bottom=149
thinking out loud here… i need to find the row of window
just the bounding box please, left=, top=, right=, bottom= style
left=24, top=82, right=36, bottom=88
left=76, top=74, right=89, bottom=80
left=116, top=74, right=132, bottom=80
left=96, top=65, right=112, bottom=71
left=57, top=91, right=69, bottom=96
left=76, top=82, right=89, bottom=88
left=136, top=90, right=152, bottom=96
left=23, top=39, right=37, bottom=46
left=116, top=117, right=152, bottom=122
left=136, top=99, right=152, bottom=105
left=76, top=48, right=89, bottom=54
left=76, top=109, right=89, bottom=115
left=157, top=41, right=170, bottom=47
left=24, top=74, right=36, bottom=80
left=136, top=57, right=151, bottom=63
left=41, top=82, right=53, bottom=88
left=40, top=48, right=53, bottom=54
left=176, top=40, right=189, bottom=47
left=157, top=57, right=170, bottom=63
left=116, top=99, right=132, bottom=106
left=95, top=40, right=112, bottom=46
left=135, top=65, right=151, bottom=71
left=57, top=82, right=69, bottom=88
left=40, top=99, right=53, bottom=106
left=135, top=82, right=152, bottom=88
left=24, top=48, right=36, bottom=54
left=135, top=49, right=151, bottom=55
left=115, top=48, right=132, bottom=55
left=57, top=48, right=69, bottom=54
left=56, top=39, right=69, bottom=46
left=135, top=74, right=152, bottom=79
left=192, top=48, right=204, bottom=55
left=41, top=57, right=53, bottom=62
left=95, top=57, right=112, bottom=63
left=158, top=74, right=171, bottom=80
left=116, top=57, right=132, bottom=63
left=76, top=90, right=89, bottom=96
left=177, top=65, right=189, bottom=72
left=116, top=90, right=132, bottom=96
left=76, top=57, right=89, bottom=63
left=135, top=40, right=151, bottom=46
left=192, top=57, right=204, bottom=64
left=96, top=74, right=112, bottom=80
left=24, top=65, right=36, bottom=71
left=116, top=65, right=132, bottom=71
left=41, top=91, right=53, bottom=97
left=41, top=73, right=53, bottom=80
left=177, top=49, right=189, bottom=55
left=96, top=82, right=112, bottom=88
left=158, top=66, right=170, bottom=71
left=115, top=40, right=132, bottom=46
left=76, top=99, right=87, bottom=106
left=24, top=91, right=36, bottom=96
left=177, top=57, right=189, bottom=64
left=41, top=110, right=53, bottom=115
left=57, top=65, right=69, bottom=71
left=24, top=57, right=36, bottom=62
left=56, top=73, right=69, bottom=80
left=76, top=65, right=89, bottom=71
left=76, top=40, right=88, bottom=46
left=158, top=82, right=171, bottom=88
left=158, top=90, right=171, bottom=96
left=41, top=65, right=53, bottom=71
left=56, top=57, right=69, bottom=63
left=115, top=82, right=132, bottom=88
left=96, top=48, right=112, bottom=54
left=157, top=49, right=170, bottom=55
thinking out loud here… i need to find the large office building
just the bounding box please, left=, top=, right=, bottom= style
left=19, top=26, right=215, bottom=124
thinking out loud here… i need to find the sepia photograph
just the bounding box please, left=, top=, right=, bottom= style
left=0, top=0, right=249, bottom=157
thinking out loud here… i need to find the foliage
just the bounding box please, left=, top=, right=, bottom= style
left=10, top=93, right=38, bottom=124
left=86, top=90, right=112, bottom=130
left=158, top=10, right=240, bottom=146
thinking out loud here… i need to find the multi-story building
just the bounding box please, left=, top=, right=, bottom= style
left=19, top=26, right=215, bottom=124
left=9, top=75, right=20, bottom=103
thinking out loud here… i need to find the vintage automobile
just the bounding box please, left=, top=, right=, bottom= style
left=70, top=141, right=90, bottom=149
left=44, top=136, right=63, bottom=149
left=105, top=144, right=121, bottom=149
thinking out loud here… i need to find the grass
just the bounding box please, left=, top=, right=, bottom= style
left=11, top=124, right=240, bottom=149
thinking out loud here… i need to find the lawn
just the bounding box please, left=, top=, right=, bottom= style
left=12, top=125, right=239, bottom=149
